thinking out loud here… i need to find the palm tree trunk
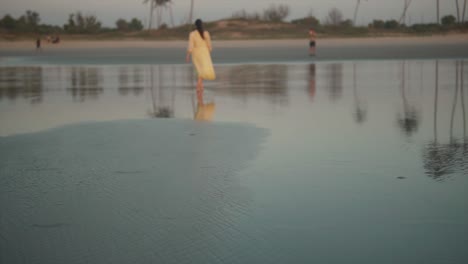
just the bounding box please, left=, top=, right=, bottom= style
left=455, top=0, right=460, bottom=23
left=462, top=0, right=467, bottom=23
left=169, top=5, right=175, bottom=27
left=399, top=0, right=413, bottom=24
left=353, top=0, right=361, bottom=25
left=436, top=0, right=440, bottom=24
left=189, top=0, right=194, bottom=24
left=434, top=61, right=439, bottom=142
left=148, top=0, right=154, bottom=30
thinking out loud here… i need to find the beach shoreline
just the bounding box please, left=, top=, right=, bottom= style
left=1, top=34, right=467, bottom=50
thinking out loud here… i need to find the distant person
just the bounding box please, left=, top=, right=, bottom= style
left=309, top=27, right=316, bottom=56
left=36, top=37, right=41, bottom=51
left=52, top=36, right=60, bottom=44
left=186, top=19, right=216, bottom=97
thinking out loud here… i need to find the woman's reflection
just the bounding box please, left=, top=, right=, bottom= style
left=192, top=91, right=215, bottom=121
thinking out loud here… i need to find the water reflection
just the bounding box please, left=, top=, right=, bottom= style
left=148, top=66, right=177, bottom=118
left=352, top=63, right=367, bottom=124
left=324, top=63, right=343, bottom=102
left=397, top=61, right=421, bottom=136
left=118, top=66, right=144, bottom=96
left=192, top=93, right=216, bottom=121
left=0, top=61, right=467, bottom=181
left=0, top=67, right=43, bottom=103
left=307, top=64, right=316, bottom=100
left=219, top=65, right=288, bottom=105
left=423, top=61, right=467, bottom=181
left=68, top=67, right=103, bottom=101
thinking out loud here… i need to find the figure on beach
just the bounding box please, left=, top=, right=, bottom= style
left=309, top=27, right=316, bottom=56
left=36, top=37, right=41, bottom=51
left=186, top=19, right=216, bottom=98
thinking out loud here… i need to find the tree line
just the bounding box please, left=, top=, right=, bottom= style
left=1, top=4, right=467, bottom=36
left=0, top=10, right=144, bottom=34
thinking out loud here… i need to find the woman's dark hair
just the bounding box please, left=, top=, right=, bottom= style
left=195, top=19, right=204, bottom=39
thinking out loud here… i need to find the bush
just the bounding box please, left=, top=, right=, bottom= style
left=441, top=15, right=456, bottom=26
left=384, top=20, right=399, bottom=29
left=370, top=19, right=385, bottom=29
left=63, top=12, right=102, bottom=33
left=291, top=16, right=320, bottom=27
left=129, top=18, right=143, bottom=31
left=231, top=9, right=261, bottom=20
left=116, top=19, right=129, bottom=31
left=340, top=19, right=353, bottom=28
left=325, top=8, right=343, bottom=26
left=0, top=15, right=16, bottom=30
left=262, top=4, right=290, bottom=22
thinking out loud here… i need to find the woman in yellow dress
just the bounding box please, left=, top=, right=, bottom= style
left=186, top=19, right=216, bottom=97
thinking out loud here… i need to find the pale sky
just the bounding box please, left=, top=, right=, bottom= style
left=0, top=0, right=461, bottom=27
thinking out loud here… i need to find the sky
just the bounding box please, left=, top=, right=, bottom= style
left=0, top=0, right=463, bottom=27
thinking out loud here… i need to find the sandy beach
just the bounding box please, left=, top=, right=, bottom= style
left=1, top=34, right=468, bottom=64
left=1, top=34, right=468, bottom=49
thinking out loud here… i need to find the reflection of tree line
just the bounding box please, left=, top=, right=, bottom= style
left=423, top=61, right=467, bottom=181
left=118, top=66, right=144, bottom=96
left=218, top=65, right=288, bottom=105
left=0, top=67, right=43, bottom=103
left=68, top=67, right=103, bottom=101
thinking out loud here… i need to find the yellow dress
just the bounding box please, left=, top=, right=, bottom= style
left=188, top=30, right=216, bottom=80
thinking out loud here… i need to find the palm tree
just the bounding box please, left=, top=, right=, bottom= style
left=462, top=0, right=467, bottom=23
left=189, top=0, right=194, bottom=25
left=436, top=0, right=440, bottom=24
left=353, top=0, right=367, bottom=25
left=143, top=0, right=154, bottom=29
left=144, top=0, right=174, bottom=29
left=399, top=0, right=413, bottom=24
left=455, top=0, right=461, bottom=22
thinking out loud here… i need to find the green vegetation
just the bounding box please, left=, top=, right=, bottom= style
left=0, top=6, right=467, bottom=41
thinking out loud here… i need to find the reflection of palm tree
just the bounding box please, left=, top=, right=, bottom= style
left=148, top=65, right=176, bottom=118
left=460, top=62, right=466, bottom=140
left=423, top=143, right=457, bottom=181
left=397, top=61, right=420, bottom=136
left=423, top=60, right=468, bottom=181
left=352, top=63, right=367, bottom=124
left=450, top=61, right=461, bottom=142
left=325, top=63, right=343, bottom=102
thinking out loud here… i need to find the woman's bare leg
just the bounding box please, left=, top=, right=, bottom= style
left=196, top=77, right=204, bottom=95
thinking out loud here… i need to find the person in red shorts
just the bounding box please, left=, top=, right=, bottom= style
left=309, top=27, right=316, bottom=56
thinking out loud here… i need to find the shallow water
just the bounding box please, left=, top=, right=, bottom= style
left=0, top=60, right=467, bottom=263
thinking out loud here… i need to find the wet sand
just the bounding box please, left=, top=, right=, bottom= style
left=1, top=44, right=468, bottom=263
left=1, top=34, right=468, bottom=64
